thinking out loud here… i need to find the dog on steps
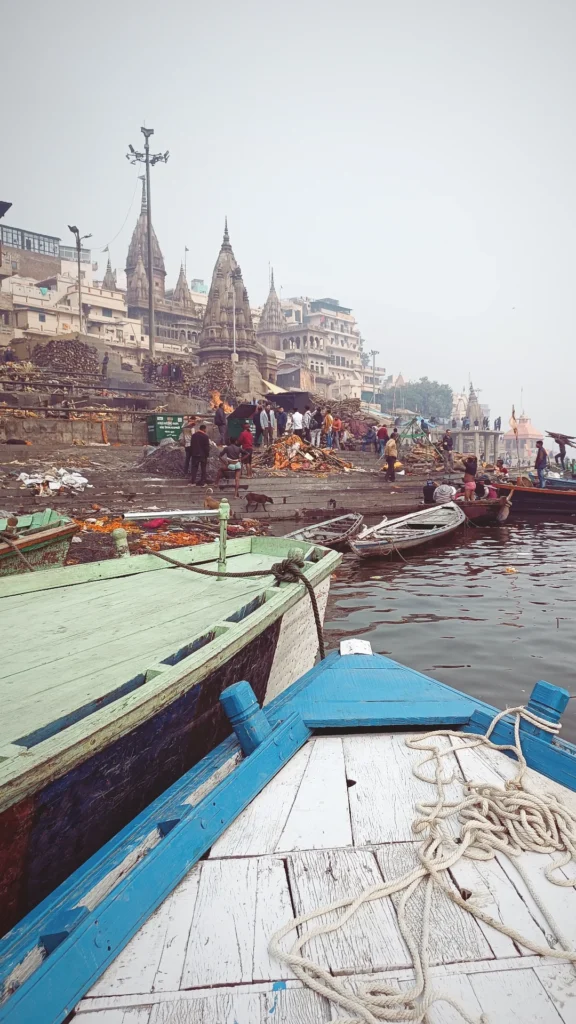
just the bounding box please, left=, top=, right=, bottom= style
left=245, top=491, right=274, bottom=512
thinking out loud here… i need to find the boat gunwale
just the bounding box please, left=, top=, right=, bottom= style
left=285, top=512, right=364, bottom=545
left=0, top=538, right=340, bottom=815
left=0, top=522, right=79, bottom=561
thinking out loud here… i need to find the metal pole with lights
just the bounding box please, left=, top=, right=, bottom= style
left=126, top=128, right=169, bottom=358
left=370, top=349, right=378, bottom=404
left=68, top=226, right=92, bottom=334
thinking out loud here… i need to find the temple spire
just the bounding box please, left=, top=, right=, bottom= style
left=102, top=254, right=116, bottom=290
left=173, top=263, right=192, bottom=306
left=258, top=266, right=285, bottom=337
left=139, top=175, right=147, bottom=213
left=223, top=216, right=229, bottom=244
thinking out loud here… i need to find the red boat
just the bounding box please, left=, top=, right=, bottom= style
left=457, top=495, right=512, bottom=525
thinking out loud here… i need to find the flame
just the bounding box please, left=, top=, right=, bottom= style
left=210, top=390, right=234, bottom=414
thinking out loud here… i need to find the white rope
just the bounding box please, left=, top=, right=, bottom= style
left=269, top=705, right=576, bottom=1023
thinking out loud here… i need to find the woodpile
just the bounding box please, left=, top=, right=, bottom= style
left=253, top=434, right=352, bottom=473
left=142, top=358, right=238, bottom=405
left=32, top=339, right=100, bottom=375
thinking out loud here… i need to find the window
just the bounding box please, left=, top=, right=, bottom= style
left=39, top=312, right=46, bottom=322
left=102, top=308, right=112, bottom=317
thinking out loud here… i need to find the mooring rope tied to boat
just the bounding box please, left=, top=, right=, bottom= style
left=143, top=550, right=326, bottom=659
left=269, top=705, right=576, bottom=1023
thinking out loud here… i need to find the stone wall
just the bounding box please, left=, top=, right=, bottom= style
left=0, top=413, right=149, bottom=446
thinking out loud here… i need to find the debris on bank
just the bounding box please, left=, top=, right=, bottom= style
left=17, top=467, right=91, bottom=494
left=253, top=434, right=352, bottom=473
left=135, top=439, right=222, bottom=481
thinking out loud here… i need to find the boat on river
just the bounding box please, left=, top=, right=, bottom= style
left=0, top=531, right=339, bottom=936
left=350, top=500, right=466, bottom=557
left=496, top=479, right=576, bottom=514
left=0, top=509, right=78, bottom=576
left=457, top=494, right=512, bottom=525
left=3, top=642, right=576, bottom=1024
left=285, top=512, right=364, bottom=550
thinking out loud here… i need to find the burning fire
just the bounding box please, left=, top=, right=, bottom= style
left=210, top=390, right=234, bottom=414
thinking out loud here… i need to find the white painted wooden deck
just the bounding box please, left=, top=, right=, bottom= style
left=73, top=733, right=576, bottom=1023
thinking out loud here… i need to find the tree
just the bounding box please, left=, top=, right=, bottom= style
left=382, top=377, right=453, bottom=419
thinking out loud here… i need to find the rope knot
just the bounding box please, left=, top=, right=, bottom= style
left=271, top=555, right=306, bottom=585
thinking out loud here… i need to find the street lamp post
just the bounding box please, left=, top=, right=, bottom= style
left=126, top=128, right=169, bottom=358
left=369, top=349, right=378, bottom=404
left=67, top=226, right=92, bottom=334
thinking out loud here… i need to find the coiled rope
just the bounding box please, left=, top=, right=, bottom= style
left=269, top=705, right=576, bottom=1023
left=144, top=550, right=326, bottom=659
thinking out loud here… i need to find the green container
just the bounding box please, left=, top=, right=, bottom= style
left=146, top=414, right=185, bottom=444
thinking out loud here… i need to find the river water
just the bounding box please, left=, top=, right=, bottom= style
left=324, top=518, right=576, bottom=742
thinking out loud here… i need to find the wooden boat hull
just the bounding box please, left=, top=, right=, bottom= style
left=496, top=482, right=576, bottom=514
left=0, top=523, right=78, bottom=576
left=0, top=538, right=339, bottom=936
left=351, top=502, right=466, bottom=558
left=285, top=513, right=364, bottom=550
left=458, top=496, right=511, bottom=525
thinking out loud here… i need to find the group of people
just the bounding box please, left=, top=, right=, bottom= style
left=450, top=416, right=501, bottom=431
left=249, top=401, right=347, bottom=450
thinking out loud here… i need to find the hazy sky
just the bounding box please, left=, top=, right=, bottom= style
left=4, top=0, right=576, bottom=430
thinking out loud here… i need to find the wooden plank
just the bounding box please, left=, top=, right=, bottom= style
left=287, top=848, right=410, bottom=973
left=344, top=733, right=462, bottom=845
left=262, top=987, right=332, bottom=1023
left=0, top=539, right=252, bottom=599
left=89, top=868, right=201, bottom=997
left=75, top=1009, right=151, bottom=1024
left=496, top=850, right=576, bottom=951
left=397, top=972, right=483, bottom=1024
left=181, top=858, right=258, bottom=987
left=275, top=736, right=352, bottom=852
left=253, top=858, right=296, bottom=982
left=209, top=742, right=313, bottom=857
left=449, top=855, right=549, bottom=958
left=534, top=963, right=576, bottom=1023
left=148, top=991, right=262, bottom=1024
left=375, top=844, right=493, bottom=965
left=469, top=966, right=565, bottom=1022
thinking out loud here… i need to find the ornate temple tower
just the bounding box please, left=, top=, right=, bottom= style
left=256, top=269, right=285, bottom=351
left=466, top=384, right=483, bottom=425
left=126, top=177, right=166, bottom=307
left=198, top=220, right=258, bottom=365
left=172, top=264, right=193, bottom=307
left=101, top=254, right=117, bottom=291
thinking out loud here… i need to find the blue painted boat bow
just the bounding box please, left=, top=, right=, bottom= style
left=1, top=648, right=575, bottom=1024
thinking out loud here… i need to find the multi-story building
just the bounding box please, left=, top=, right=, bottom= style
left=277, top=295, right=364, bottom=397
left=0, top=223, right=93, bottom=285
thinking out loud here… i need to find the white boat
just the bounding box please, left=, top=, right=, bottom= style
left=350, top=500, right=466, bottom=557
left=8, top=642, right=576, bottom=1024
left=285, top=512, right=364, bottom=550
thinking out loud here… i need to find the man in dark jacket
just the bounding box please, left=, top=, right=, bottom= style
left=276, top=409, right=288, bottom=437
left=441, top=429, right=454, bottom=471
left=214, top=403, right=227, bottom=445
left=189, top=424, right=210, bottom=485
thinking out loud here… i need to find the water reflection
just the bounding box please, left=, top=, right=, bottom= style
left=324, top=518, right=576, bottom=742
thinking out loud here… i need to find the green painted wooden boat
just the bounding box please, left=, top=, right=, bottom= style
left=0, top=534, right=340, bottom=935
left=0, top=509, right=78, bottom=577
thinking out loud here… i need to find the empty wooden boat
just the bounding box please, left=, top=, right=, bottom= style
left=350, top=500, right=466, bottom=557
left=3, top=642, right=576, bottom=1024
left=0, top=532, right=340, bottom=936
left=0, top=509, right=78, bottom=577
left=285, top=512, right=364, bottom=549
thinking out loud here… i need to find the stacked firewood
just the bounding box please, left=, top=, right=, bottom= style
left=32, top=339, right=100, bottom=375
left=253, top=434, right=352, bottom=473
